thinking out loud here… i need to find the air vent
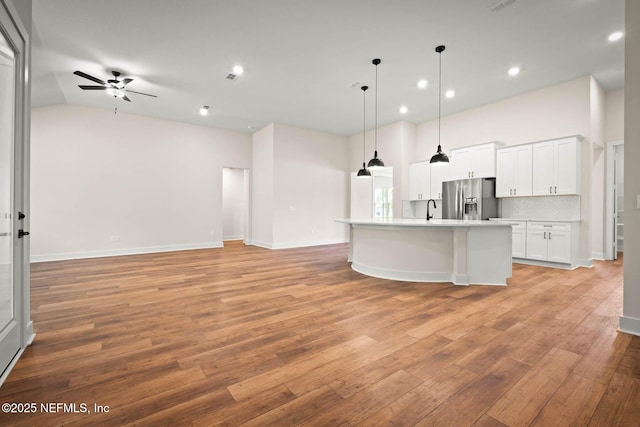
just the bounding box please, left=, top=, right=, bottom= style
left=489, top=0, right=516, bottom=12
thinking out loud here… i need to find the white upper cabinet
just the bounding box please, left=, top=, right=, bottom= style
left=532, top=136, right=581, bottom=196
left=496, top=144, right=532, bottom=197
left=408, top=161, right=450, bottom=200
left=450, top=142, right=499, bottom=180
left=408, top=161, right=430, bottom=200
left=429, top=162, right=450, bottom=199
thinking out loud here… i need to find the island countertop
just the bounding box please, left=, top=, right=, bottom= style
left=335, top=218, right=514, bottom=227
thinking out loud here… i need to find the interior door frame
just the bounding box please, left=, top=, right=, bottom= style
left=605, top=140, right=624, bottom=260
left=0, top=0, right=33, bottom=387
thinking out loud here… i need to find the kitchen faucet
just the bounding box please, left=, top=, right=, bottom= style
left=426, top=199, right=436, bottom=221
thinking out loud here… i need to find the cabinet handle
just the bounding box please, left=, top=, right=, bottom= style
left=549, top=186, right=552, bottom=194
left=549, top=232, right=552, bottom=240
left=509, top=188, right=512, bottom=195
left=544, top=232, right=547, bottom=239
left=514, top=188, right=516, bottom=196
left=554, top=186, right=557, bottom=194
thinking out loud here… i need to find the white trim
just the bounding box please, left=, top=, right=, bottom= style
left=605, top=140, right=624, bottom=260
left=223, top=235, right=245, bottom=241
left=619, top=316, right=640, bottom=337
left=512, top=257, right=592, bottom=270
left=30, top=242, right=224, bottom=263
left=247, top=239, right=349, bottom=250
left=352, top=262, right=454, bottom=283
left=591, top=252, right=605, bottom=261
left=0, top=346, right=24, bottom=387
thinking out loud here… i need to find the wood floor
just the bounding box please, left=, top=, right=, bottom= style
left=0, top=242, right=638, bottom=426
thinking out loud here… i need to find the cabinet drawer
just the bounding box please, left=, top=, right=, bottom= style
left=527, top=222, right=570, bottom=231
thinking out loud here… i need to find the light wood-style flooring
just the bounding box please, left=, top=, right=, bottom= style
left=0, top=241, right=638, bottom=426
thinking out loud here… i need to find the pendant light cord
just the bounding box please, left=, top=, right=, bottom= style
left=438, top=48, right=442, bottom=148
left=363, top=88, right=366, bottom=163
left=374, top=62, right=378, bottom=153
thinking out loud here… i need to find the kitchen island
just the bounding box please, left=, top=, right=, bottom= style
left=336, top=218, right=513, bottom=286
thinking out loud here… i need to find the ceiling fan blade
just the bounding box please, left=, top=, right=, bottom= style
left=122, top=95, right=132, bottom=102
left=124, top=89, right=157, bottom=98
left=121, top=78, right=133, bottom=86
left=79, top=85, right=107, bottom=90
left=73, top=70, right=106, bottom=85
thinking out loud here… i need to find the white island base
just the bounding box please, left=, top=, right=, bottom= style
left=337, top=219, right=513, bottom=286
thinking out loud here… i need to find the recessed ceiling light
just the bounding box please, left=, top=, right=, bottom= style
left=608, top=31, right=623, bottom=42
left=232, top=65, right=244, bottom=75
left=199, top=105, right=210, bottom=116
left=399, top=105, right=408, bottom=114
left=508, top=66, right=520, bottom=76
left=417, top=79, right=428, bottom=89
left=445, top=89, right=455, bottom=98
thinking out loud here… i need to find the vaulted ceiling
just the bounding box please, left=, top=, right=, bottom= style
left=31, top=0, right=625, bottom=136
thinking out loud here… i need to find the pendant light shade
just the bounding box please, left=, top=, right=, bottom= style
left=430, top=45, right=450, bottom=164
left=367, top=58, right=385, bottom=169
left=357, top=85, right=371, bottom=177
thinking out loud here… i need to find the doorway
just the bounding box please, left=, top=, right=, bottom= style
left=605, top=141, right=624, bottom=260
left=222, top=168, right=249, bottom=243
left=0, top=1, right=31, bottom=385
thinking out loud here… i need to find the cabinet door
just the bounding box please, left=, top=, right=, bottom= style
left=496, top=148, right=515, bottom=197
left=532, top=142, right=554, bottom=195
left=408, top=162, right=429, bottom=200
left=513, top=144, right=533, bottom=197
left=429, top=162, right=450, bottom=199
left=512, top=227, right=527, bottom=258
left=547, top=230, right=571, bottom=263
left=472, top=144, right=496, bottom=178
left=450, top=148, right=471, bottom=180
left=555, top=139, right=579, bottom=195
left=526, top=229, right=547, bottom=260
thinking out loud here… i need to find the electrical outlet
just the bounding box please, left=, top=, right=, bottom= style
left=110, top=235, right=120, bottom=242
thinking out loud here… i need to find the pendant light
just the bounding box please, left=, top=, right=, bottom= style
left=367, top=58, right=385, bottom=169
left=430, top=45, right=450, bottom=164
left=357, top=85, right=371, bottom=177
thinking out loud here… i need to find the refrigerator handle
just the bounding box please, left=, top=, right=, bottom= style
left=458, top=183, right=464, bottom=220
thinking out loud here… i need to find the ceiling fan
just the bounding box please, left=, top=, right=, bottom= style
left=73, top=70, right=157, bottom=102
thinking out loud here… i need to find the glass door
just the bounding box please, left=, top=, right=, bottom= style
left=0, top=15, right=20, bottom=377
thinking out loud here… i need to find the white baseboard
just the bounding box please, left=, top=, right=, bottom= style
left=30, top=242, right=224, bottom=263
left=591, top=252, right=605, bottom=261
left=247, top=238, right=348, bottom=250
left=512, top=257, right=592, bottom=270
left=619, top=316, right=640, bottom=337
left=223, top=235, right=245, bottom=241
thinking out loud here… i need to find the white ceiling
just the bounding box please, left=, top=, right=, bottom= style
left=31, top=0, right=625, bottom=136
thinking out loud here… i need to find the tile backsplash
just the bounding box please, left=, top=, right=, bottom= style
left=500, top=195, right=581, bottom=220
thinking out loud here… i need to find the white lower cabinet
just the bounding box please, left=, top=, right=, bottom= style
left=526, top=222, right=571, bottom=264
left=510, top=222, right=527, bottom=258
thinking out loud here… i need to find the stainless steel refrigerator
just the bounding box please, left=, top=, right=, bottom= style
left=442, top=177, right=498, bottom=220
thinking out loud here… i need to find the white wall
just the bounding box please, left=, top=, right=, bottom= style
left=605, top=89, right=624, bottom=142
left=415, top=77, right=591, bottom=155
left=590, top=77, right=606, bottom=259
left=250, top=124, right=274, bottom=247
left=348, top=120, right=416, bottom=218
left=222, top=168, right=246, bottom=240
left=272, top=123, right=349, bottom=248
left=622, top=0, right=640, bottom=336
left=30, top=104, right=251, bottom=261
